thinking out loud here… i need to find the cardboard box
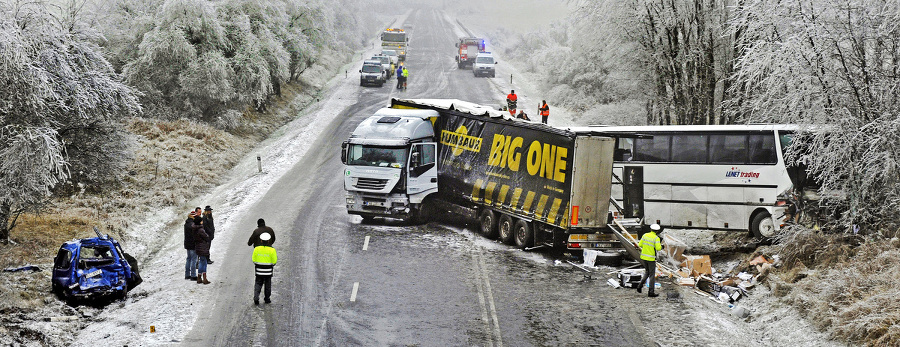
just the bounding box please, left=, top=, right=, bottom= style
left=617, top=269, right=644, bottom=288
left=677, top=277, right=695, bottom=287
left=681, top=255, right=712, bottom=276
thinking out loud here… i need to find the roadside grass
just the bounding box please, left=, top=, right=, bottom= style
left=774, top=228, right=900, bottom=346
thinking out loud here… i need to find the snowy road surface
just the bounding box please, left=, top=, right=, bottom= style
left=70, top=9, right=842, bottom=347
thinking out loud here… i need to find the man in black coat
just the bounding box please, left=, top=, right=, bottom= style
left=184, top=211, right=198, bottom=280
left=248, top=218, right=276, bottom=247
left=202, top=206, right=215, bottom=264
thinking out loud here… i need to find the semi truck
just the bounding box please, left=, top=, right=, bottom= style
left=455, top=37, right=485, bottom=69
left=381, top=28, right=408, bottom=61
left=342, top=99, right=625, bottom=251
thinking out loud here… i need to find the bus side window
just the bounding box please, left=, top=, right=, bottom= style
left=634, top=135, right=670, bottom=162
left=749, top=134, right=777, bottom=164
left=709, top=134, right=747, bottom=164
left=615, top=138, right=634, bottom=161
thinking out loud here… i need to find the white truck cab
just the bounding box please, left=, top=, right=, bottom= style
left=342, top=108, right=439, bottom=222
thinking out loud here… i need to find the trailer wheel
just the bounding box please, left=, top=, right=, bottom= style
left=751, top=211, right=775, bottom=239
left=498, top=214, right=515, bottom=245
left=514, top=220, right=533, bottom=250
left=479, top=209, right=498, bottom=239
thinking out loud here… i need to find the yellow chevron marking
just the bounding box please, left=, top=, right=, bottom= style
left=484, top=182, right=497, bottom=205
left=522, top=191, right=536, bottom=213
left=497, top=185, right=510, bottom=206
left=534, top=195, right=549, bottom=219
left=510, top=188, right=523, bottom=210
left=547, top=198, right=562, bottom=224
left=472, top=179, right=484, bottom=202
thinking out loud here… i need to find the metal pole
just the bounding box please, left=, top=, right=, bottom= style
left=510, top=74, right=513, bottom=84
left=257, top=155, right=262, bottom=173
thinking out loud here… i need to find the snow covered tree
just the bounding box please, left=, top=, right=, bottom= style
left=728, top=0, right=900, bottom=232
left=0, top=1, right=141, bottom=242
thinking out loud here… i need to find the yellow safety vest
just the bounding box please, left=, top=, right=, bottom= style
left=638, top=231, right=661, bottom=261
left=252, top=246, right=278, bottom=265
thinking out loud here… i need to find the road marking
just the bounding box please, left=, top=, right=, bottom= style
left=472, top=251, right=503, bottom=347
left=363, top=235, right=370, bottom=251
left=350, top=282, right=359, bottom=302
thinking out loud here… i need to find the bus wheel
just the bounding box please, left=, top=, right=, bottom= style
left=751, top=212, right=776, bottom=239
left=498, top=214, right=515, bottom=245
left=479, top=209, right=498, bottom=239
left=514, top=220, right=533, bottom=250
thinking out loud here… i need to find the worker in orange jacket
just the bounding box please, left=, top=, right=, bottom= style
left=506, top=90, right=517, bottom=116
left=539, top=100, right=550, bottom=124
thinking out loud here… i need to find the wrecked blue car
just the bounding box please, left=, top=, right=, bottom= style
left=51, top=228, right=142, bottom=301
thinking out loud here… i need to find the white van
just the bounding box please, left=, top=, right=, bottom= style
left=473, top=52, right=497, bottom=78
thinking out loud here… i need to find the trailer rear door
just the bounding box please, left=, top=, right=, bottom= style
left=568, top=136, right=615, bottom=228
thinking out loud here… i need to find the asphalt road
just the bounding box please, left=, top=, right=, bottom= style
left=185, top=9, right=646, bottom=346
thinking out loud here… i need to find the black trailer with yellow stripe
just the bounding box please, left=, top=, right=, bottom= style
left=391, top=99, right=619, bottom=251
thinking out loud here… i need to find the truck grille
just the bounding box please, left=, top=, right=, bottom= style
left=355, top=178, right=388, bottom=190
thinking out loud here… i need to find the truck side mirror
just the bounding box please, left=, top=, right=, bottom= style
left=455, top=43, right=459, bottom=48
left=358, top=69, right=362, bottom=73
left=341, top=142, right=348, bottom=164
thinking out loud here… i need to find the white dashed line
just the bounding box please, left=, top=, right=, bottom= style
left=350, top=282, right=360, bottom=302
left=363, top=235, right=370, bottom=251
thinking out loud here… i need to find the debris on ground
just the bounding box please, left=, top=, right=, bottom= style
left=2, top=265, right=41, bottom=272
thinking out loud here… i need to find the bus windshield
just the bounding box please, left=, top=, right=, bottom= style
left=347, top=144, right=407, bottom=168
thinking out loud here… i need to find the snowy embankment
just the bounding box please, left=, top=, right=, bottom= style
left=67, top=15, right=410, bottom=345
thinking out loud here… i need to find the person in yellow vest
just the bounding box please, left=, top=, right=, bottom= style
left=637, top=223, right=663, bottom=297
left=252, top=232, right=277, bottom=305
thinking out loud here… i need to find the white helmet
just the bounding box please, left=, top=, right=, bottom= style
left=650, top=223, right=661, bottom=231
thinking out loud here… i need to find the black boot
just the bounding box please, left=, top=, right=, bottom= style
left=637, top=283, right=643, bottom=294
left=648, top=290, right=659, bottom=298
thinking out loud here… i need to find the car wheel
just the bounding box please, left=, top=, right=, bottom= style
left=498, top=214, right=515, bottom=245
left=514, top=219, right=533, bottom=250
left=751, top=211, right=776, bottom=238
left=479, top=209, right=498, bottom=239
left=491, top=72, right=495, bottom=78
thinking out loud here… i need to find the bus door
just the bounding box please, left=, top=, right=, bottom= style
left=623, top=166, right=644, bottom=219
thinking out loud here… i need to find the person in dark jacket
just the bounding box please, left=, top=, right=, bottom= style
left=194, top=216, right=211, bottom=284
left=248, top=218, right=276, bottom=247
left=184, top=211, right=198, bottom=281
left=202, top=206, right=215, bottom=264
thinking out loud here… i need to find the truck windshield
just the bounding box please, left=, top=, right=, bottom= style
left=362, top=65, right=381, bottom=73
left=383, top=32, right=406, bottom=43
left=475, top=56, right=494, bottom=64
left=347, top=144, right=407, bottom=168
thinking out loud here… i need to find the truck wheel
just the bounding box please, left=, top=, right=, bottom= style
left=458, top=62, right=463, bottom=69
left=751, top=211, right=776, bottom=238
left=514, top=220, right=533, bottom=250
left=498, top=214, right=515, bottom=245
left=479, top=209, right=498, bottom=239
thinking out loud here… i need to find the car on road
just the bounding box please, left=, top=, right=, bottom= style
left=51, top=228, right=142, bottom=302
left=473, top=52, right=497, bottom=78
left=381, top=50, right=400, bottom=67
left=360, top=60, right=386, bottom=87
left=371, top=55, right=395, bottom=79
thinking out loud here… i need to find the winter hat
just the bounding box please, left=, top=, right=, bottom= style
left=204, top=205, right=213, bottom=211
left=257, top=218, right=266, bottom=227
left=189, top=211, right=197, bottom=218
left=259, top=233, right=271, bottom=241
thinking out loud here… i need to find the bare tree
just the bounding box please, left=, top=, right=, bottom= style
left=728, top=0, right=900, bottom=232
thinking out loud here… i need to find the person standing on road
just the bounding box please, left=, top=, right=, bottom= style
left=184, top=211, right=198, bottom=281
left=506, top=90, right=518, bottom=117
left=202, top=206, right=215, bottom=264
left=401, top=66, right=409, bottom=90
left=194, top=215, right=211, bottom=284
left=396, top=64, right=405, bottom=89
left=637, top=223, right=663, bottom=297
left=539, top=100, right=550, bottom=124
left=252, top=232, right=277, bottom=305
left=248, top=218, right=276, bottom=247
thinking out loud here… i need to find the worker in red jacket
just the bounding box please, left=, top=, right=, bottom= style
left=506, top=90, right=517, bottom=116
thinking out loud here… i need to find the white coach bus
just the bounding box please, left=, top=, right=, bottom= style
left=573, top=124, right=805, bottom=238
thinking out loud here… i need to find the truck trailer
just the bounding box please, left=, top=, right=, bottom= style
left=342, top=99, right=622, bottom=251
